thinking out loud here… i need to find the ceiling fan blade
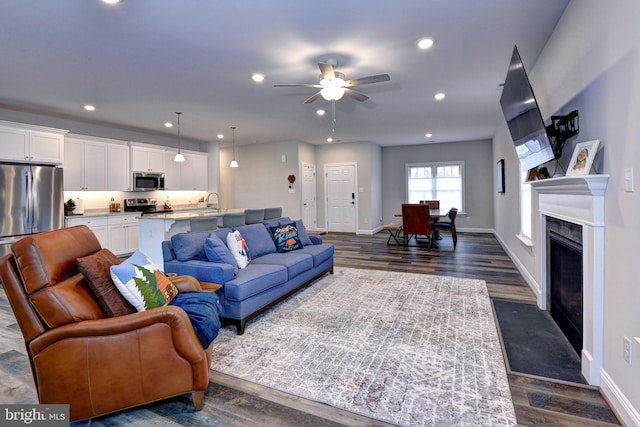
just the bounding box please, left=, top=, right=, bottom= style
left=344, top=88, right=369, bottom=102
left=273, top=83, right=321, bottom=88
left=345, top=74, right=391, bottom=87
left=303, top=91, right=323, bottom=104
left=318, top=63, right=336, bottom=79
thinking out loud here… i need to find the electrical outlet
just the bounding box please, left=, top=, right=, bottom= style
left=623, top=336, right=632, bottom=364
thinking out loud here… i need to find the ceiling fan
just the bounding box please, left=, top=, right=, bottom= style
left=274, top=61, right=391, bottom=104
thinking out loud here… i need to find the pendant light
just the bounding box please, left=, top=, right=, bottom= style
left=229, top=126, right=239, bottom=168
left=173, top=112, right=186, bottom=163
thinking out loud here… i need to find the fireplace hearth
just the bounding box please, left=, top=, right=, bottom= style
left=547, top=217, right=583, bottom=355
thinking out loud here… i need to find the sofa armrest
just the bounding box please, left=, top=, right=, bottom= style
left=309, top=234, right=323, bottom=245
left=165, top=260, right=235, bottom=284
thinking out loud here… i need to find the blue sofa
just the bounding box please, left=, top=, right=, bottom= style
left=162, top=218, right=334, bottom=334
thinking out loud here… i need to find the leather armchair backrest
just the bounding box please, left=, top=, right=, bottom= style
left=4, top=226, right=106, bottom=334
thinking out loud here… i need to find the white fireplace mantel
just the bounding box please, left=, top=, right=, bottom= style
left=531, top=174, right=609, bottom=386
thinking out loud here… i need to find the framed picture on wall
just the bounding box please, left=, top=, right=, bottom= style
left=566, top=139, right=600, bottom=176
left=496, top=159, right=505, bottom=193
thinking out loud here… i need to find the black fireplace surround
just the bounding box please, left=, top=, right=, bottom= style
left=547, top=217, right=583, bottom=355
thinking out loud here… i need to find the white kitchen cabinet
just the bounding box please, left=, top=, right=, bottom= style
left=108, top=215, right=139, bottom=255
left=65, top=216, right=110, bottom=249
left=64, top=138, right=108, bottom=190
left=164, top=150, right=208, bottom=190
left=182, top=151, right=208, bottom=190
left=0, top=121, right=66, bottom=164
left=107, top=143, right=132, bottom=191
left=131, top=146, right=165, bottom=172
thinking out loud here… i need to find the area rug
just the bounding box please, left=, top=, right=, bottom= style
left=211, top=268, right=516, bottom=426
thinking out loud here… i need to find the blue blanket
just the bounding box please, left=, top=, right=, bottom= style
left=170, top=291, right=221, bottom=348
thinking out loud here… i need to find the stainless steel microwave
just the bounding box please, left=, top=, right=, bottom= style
left=133, top=172, right=165, bottom=191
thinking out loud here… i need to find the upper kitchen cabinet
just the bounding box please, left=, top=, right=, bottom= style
left=64, top=135, right=130, bottom=191
left=164, top=149, right=208, bottom=190
left=107, top=143, right=131, bottom=191
left=131, top=145, right=165, bottom=172
left=0, top=120, right=67, bottom=164
left=64, top=138, right=107, bottom=191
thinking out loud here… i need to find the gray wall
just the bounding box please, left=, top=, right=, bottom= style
left=381, top=140, right=495, bottom=231
left=493, top=0, right=640, bottom=420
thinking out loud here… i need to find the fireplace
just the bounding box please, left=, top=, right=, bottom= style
left=531, top=174, right=608, bottom=385
left=547, top=217, right=583, bottom=355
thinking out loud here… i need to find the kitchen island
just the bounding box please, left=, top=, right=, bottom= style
left=137, top=209, right=244, bottom=268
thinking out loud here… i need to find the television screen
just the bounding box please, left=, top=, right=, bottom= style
left=500, top=46, right=555, bottom=171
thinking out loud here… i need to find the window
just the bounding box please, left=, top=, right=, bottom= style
left=406, top=162, right=464, bottom=211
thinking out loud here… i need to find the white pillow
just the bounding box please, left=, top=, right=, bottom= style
left=226, top=230, right=250, bottom=269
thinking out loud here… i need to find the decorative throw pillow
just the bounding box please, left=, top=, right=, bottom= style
left=77, top=248, right=136, bottom=317
left=292, top=219, right=313, bottom=246
left=269, top=222, right=303, bottom=252
left=226, top=230, right=250, bottom=269
left=204, top=234, right=239, bottom=275
left=110, top=251, right=179, bottom=312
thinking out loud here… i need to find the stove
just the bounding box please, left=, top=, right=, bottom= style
left=124, top=198, right=174, bottom=215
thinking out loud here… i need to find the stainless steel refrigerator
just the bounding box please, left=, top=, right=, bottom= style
left=0, top=163, right=64, bottom=257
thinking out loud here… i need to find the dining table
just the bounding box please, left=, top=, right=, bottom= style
left=387, top=208, right=448, bottom=247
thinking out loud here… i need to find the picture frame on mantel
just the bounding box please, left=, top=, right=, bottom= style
left=496, top=159, right=505, bottom=193
left=566, top=139, right=600, bottom=176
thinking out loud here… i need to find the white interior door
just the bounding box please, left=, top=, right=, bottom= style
left=301, top=163, right=317, bottom=229
left=325, top=163, right=357, bottom=233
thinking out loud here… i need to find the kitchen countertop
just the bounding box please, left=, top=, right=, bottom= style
left=65, top=205, right=223, bottom=218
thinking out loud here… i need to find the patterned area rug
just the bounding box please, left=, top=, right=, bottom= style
left=211, top=268, right=516, bottom=426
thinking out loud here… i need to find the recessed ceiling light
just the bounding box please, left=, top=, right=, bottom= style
left=417, top=37, right=435, bottom=50
left=164, top=122, right=173, bottom=128
left=251, top=73, right=265, bottom=82
left=102, top=0, right=123, bottom=4
left=434, top=92, right=446, bottom=100
left=425, top=133, right=433, bottom=138
left=326, top=137, right=333, bottom=143
left=316, top=109, right=326, bottom=116
left=217, top=133, right=224, bottom=139
left=83, top=104, right=96, bottom=111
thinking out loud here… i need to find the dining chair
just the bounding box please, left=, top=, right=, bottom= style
left=419, top=200, right=440, bottom=209
left=433, top=207, right=458, bottom=250
left=401, top=203, right=434, bottom=250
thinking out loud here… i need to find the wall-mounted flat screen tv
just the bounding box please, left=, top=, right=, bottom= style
left=500, top=46, right=555, bottom=171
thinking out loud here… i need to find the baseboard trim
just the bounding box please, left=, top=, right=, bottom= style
left=600, top=369, right=640, bottom=427
left=493, top=231, right=541, bottom=305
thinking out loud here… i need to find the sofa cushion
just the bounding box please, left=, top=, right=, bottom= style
left=269, top=222, right=303, bottom=252
left=211, top=227, right=232, bottom=243
left=111, top=251, right=179, bottom=311
left=235, top=223, right=277, bottom=258
left=292, top=219, right=314, bottom=246
left=296, top=244, right=335, bottom=267
left=252, top=252, right=313, bottom=280
left=171, top=231, right=210, bottom=262
left=76, top=248, right=136, bottom=317
left=223, top=263, right=288, bottom=301
left=261, top=216, right=292, bottom=229
left=226, top=230, right=250, bottom=269
left=204, top=235, right=238, bottom=275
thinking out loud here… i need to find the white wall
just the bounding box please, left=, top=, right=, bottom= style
left=219, top=140, right=304, bottom=218
left=382, top=140, right=495, bottom=231
left=494, top=1, right=640, bottom=423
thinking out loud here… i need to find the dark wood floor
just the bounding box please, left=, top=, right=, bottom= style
left=0, top=232, right=622, bottom=426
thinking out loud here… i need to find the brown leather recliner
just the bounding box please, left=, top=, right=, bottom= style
left=0, top=225, right=212, bottom=422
